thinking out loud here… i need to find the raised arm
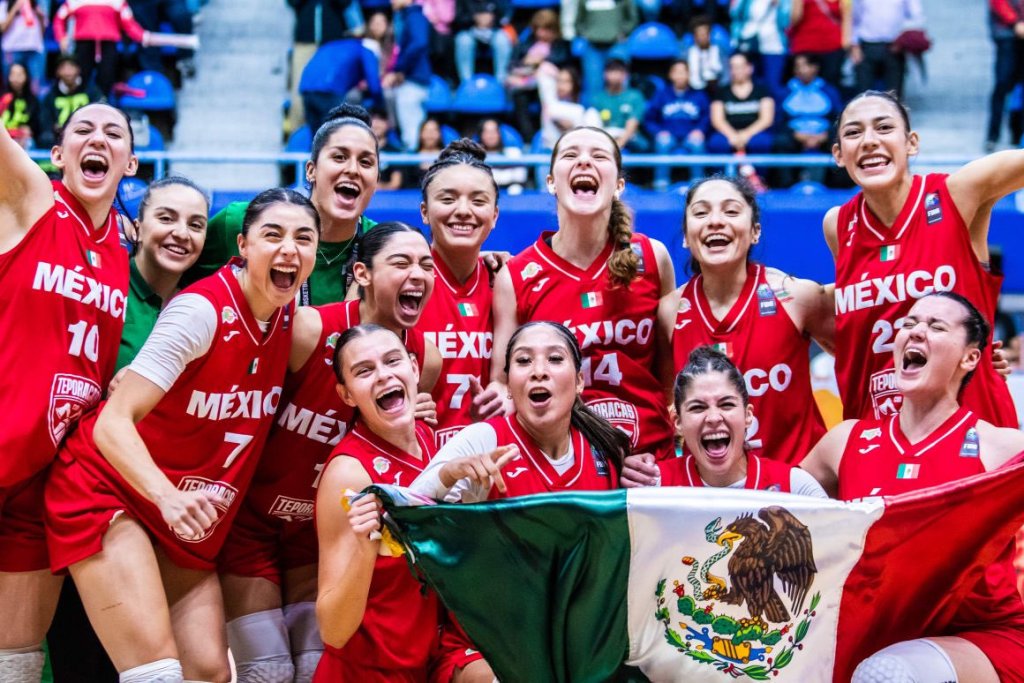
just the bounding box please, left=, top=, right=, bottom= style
left=767, top=268, right=836, bottom=354
left=0, top=119, right=54, bottom=252
left=290, top=305, right=323, bottom=373
left=489, top=265, right=518, bottom=387
left=314, top=456, right=377, bottom=648
left=821, top=205, right=841, bottom=262
left=947, top=149, right=1024, bottom=245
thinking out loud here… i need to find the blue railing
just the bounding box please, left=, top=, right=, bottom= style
left=25, top=150, right=976, bottom=182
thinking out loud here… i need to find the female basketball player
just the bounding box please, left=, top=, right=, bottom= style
left=802, top=292, right=1024, bottom=682
left=621, top=346, right=827, bottom=496
left=218, top=222, right=441, bottom=683
left=0, top=103, right=137, bottom=680
left=650, top=175, right=832, bottom=468
left=417, top=139, right=506, bottom=448
left=414, top=321, right=629, bottom=502
left=314, top=324, right=485, bottom=681
left=491, top=127, right=677, bottom=460
left=44, top=189, right=318, bottom=682
left=191, top=104, right=380, bottom=303
left=826, top=90, right=1020, bottom=427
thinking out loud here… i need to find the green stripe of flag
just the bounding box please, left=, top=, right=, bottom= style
left=376, top=488, right=639, bottom=683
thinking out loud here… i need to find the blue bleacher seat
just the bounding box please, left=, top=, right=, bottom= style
left=627, top=23, right=681, bottom=61
left=136, top=126, right=165, bottom=152
left=286, top=125, right=313, bottom=153
left=529, top=130, right=549, bottom=153
left=452, top=75, right=508, bottom=114
left=441, top=124, right=460, bottom=146
left=118, top=71, right=176, bottom=112
left=788, top=180, right=829, bottom=196
left=510, top=0, right=558, bottom=8
left=425, top=74, right=454, bottom=114
left=117, top=177, right=149, bottom=221
left=637, top=74, right=666, bottom=99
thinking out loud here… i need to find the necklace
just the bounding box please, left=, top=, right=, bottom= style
left=317, top=237, right=354, bottom=266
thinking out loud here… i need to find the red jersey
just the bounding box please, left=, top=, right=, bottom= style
left=660, top=452, right=793, bottom=492
left=0, top=182, right=126, bottom=486
left=507, top=232, right=673, bottom=458
left=220, top=300, right=427, bottom=577
left=485, top=414, right=618, bottom=498
left=418, top=253, right=493, bottom=450
left=314, top=421, right=440, bottom=682
left=53, top=263, right=292, bottom=568
left=833, top=174, right=1016, bottom=426
left=837, top=407, right=1024, bottom=675
left=672, top=263, right=825, bottom=465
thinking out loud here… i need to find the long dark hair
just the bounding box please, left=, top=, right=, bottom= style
left=344, top=221, right=428, bottom=298
left=682, top=174, right=760, bottom=276
left=504, top=322, right=629, bottom=471
left=549, top=127, right=638, bottom=287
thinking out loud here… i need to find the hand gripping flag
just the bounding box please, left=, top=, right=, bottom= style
left=371, top=454, right=1024, bottom=682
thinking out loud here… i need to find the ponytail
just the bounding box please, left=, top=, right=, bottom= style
left=569, top=398, right=629, bottom=473
left=607, top=197, right=639, bottom=287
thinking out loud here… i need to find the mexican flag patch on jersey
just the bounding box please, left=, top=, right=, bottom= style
left=458, top=303, right=478, bottom=317
left=580, top=292, right=603, bottom=308
left=879, top=245, right=900, bottom=262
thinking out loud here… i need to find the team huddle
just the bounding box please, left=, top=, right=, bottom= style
left=2, top=88, right=1024, bottom=683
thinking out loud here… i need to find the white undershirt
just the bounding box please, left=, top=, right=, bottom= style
left=410, top=421, right=575, bottom=503
left=129, top=293, right=218, bottom=392
left=707, top=467, right=828, bottom=499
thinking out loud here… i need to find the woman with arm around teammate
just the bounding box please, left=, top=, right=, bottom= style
left=217, top=221, right=441, bottom=682
left=416, top=139, right=506, bottom=449
left=43, top=190, right=318, bottom=682
left=802, top=292, right=1024, bottom=682
left=622, top=346, right=827, bottom=496
left=825, top=90, right=1021, bottom=427
left=0, top=102, right=136, bottom=681
left=491, top=126, right=677, bottom=460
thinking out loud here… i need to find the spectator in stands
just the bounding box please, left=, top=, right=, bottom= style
left=453, top=0, right=512, bottom=83
left=572, top=0, right=637, bottom=98
left=405, top=116, right=445, bottom=187
left=729, top=0, right=791, bottom=99
left=507, top=9, right=570, bottom=141
left=1, top=62, right=39, bottom=147
left=130, top=0, right=196, bottom=78
left=53, top=0, right=149, bottom=95
left=387, top=0, right=433, bottom=152
left=478, top=117, right=528, bottom=193
left=850, top=0, right=925, bottom=98
left=708, top=52, right=774, bottom=154
left=371, top=107, right=405, bottom=189
left=591, top=57, right=648, bottom=152
left=38, top=56, right=104, bottom=147
left=0, top=0, right=46, bottom=92
left=299, top=38, right=382, bottom=133
left=644, top=59, right=709, bottom=189
left=788, top=0, right=850, bottom=89
left=286, top=0, right=367, bottom=134
left=362, top=11, right=393, bottom=69
left=423, top=0, right=457, bottom=82
left=774, top=52, right=840, bottom=184
left=536, top=61, right=600, bottom=150
left=686, top=15, right=725, bottom=93
left=987, top=0, right=1024, bottom=151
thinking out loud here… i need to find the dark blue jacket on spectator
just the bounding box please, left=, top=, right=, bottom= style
left=299, top=39, right=383, bottom=106
left=394, top=4, right=433, bottom=87
left=289, top=0, right=354, bottom=44
left=643, top=86, right=711, bottom=140
left=454, top=0, right=511, bottom=32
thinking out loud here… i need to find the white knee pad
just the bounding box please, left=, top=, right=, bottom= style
left=227, top=609, right=294, bottom=683
left=852, top=639, right=958, bottom=683
left=283, top=602, right=322, bottom=683
left=119, top=658, right=184, bottom=683
left=0, top=646, right=45, bottom=683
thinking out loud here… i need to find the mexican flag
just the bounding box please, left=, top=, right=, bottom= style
left=373, top=456, right=1024, bottom=682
